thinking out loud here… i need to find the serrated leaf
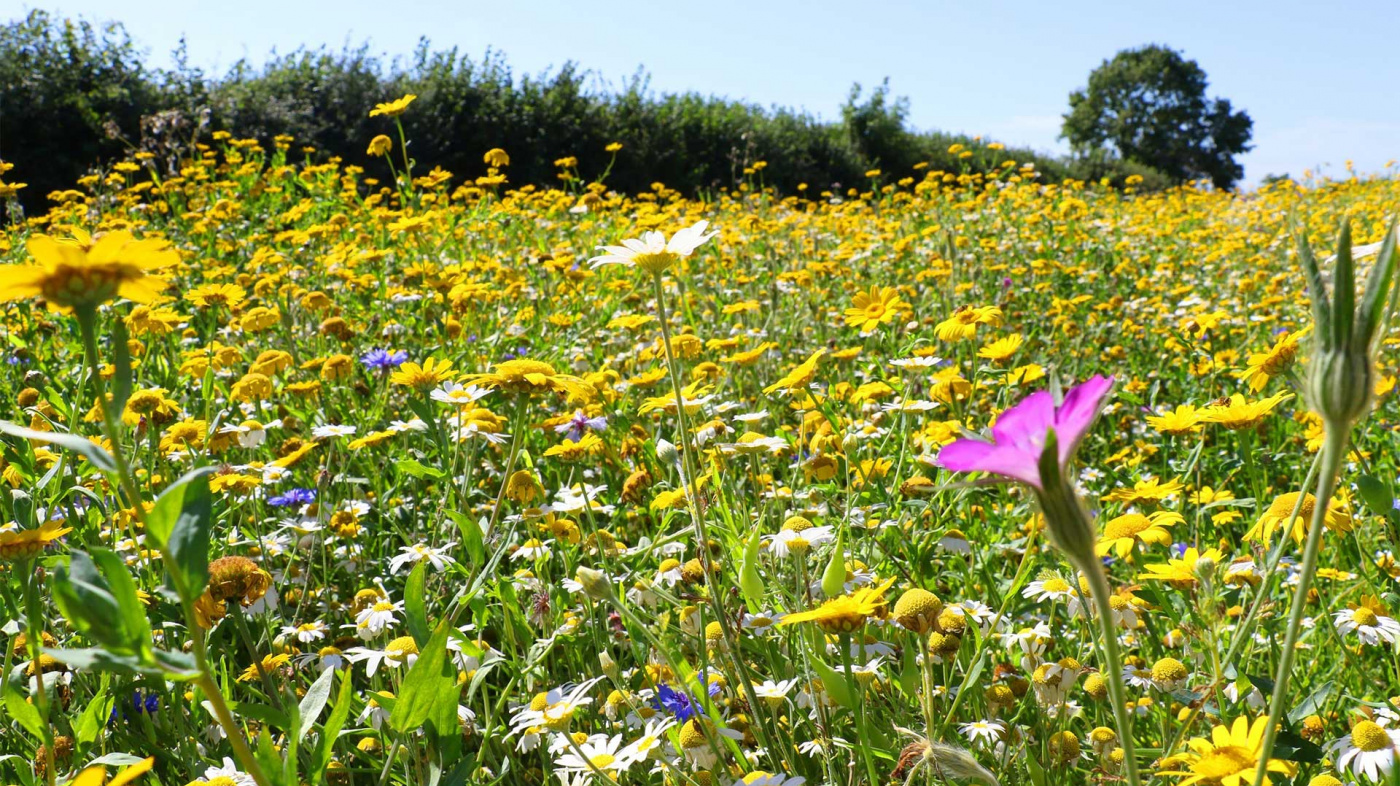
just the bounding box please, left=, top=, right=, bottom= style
left=0, top=420, right=117, bottom=472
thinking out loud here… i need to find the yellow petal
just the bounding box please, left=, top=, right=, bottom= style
left=107, top=757, right=156, bottom=786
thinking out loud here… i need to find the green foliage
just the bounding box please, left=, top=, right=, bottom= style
left=1062, top=44, right=1253, bottom=189
left=0, top=10, right=159, bottom=209
left=0, top=10, right=1167, bottom=215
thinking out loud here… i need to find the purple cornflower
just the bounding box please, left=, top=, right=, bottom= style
left=269, top=488, right=317, bottom=507
left=360, top=348, right=407, bottom=370
left=935, top=375, right=1114, bottom=489
left=651, top=683, right=699, bottom=722
left=555, top=410, right=608, bottom=442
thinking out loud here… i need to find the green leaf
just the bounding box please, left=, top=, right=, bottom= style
left=820, top=529, right=846, bottom=598
left=3, top=680, right=44, bottom=739
left=1288, top=680, right=1335, bottom=724
left=738, top=526, right=764, bottom=608
left=390, top=621, right=459, bottom=736
left=446, top=510, right=485, bottom=566
left=1295, top=225, right=1333, bottom=349
left=1273, top=727, right=1324, bottom=763
left=1025, top=747, right=1048, bottom=786
left=110, top=318, right=133, bottom=419
left=298, top=667, right=337, bottom=742
left=73, top=681, right=111, bottom=745
left=89, top=548, right=153, bottom=657
left=1332, top=217, right=1356, bottom=349
left=397, top=458, right=445, bottom=480
left=147, top=467, right=214, bottom=602
left=808, top=655, right=855, bottom=709
left=53, top=550, right=136, bottom=653
left=405, top=562, right=430, bottom=647
left=310, top=665, right=355, bottom=785
left=0, top=420, right=117, bottom=473
left=1357, top=475, right=1395, bottom=519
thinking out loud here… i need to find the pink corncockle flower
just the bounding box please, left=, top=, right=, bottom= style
left=935, top=375, right=1114, bottom=489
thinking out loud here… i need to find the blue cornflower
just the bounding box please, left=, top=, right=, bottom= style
left=361, top=348, right=408, bottom=370
left=269, top=488, right=317, bottom=507
left=651, top=683, right=699, bottom=722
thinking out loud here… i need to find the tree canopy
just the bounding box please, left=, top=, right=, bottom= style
left=1062, top=45, right=1253, bottom=189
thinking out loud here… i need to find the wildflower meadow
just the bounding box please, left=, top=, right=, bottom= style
left=2, top=95, right=1400, bottom=786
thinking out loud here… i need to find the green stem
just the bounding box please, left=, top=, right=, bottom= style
left=650, top=271, right=776, bottom=757
left=1251, top=425, right=1348, bottom=786
left=1082, top=557, right=1142, bottom=786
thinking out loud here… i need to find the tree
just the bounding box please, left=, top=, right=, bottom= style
left=1062, top=45, right=1252, bottom=189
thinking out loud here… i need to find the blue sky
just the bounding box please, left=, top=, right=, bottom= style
left=28, top=0, right=1400, bottom=185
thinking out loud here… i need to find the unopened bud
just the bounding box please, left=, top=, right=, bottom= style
left=655, top=438, right=678, bottom=466
left=1307, top=347, right=1374, bottom=429
left=574, top=567, right=613, bottom=601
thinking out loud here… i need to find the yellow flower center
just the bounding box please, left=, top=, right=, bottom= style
left=1353, top=720, right=1392, bottom=752
left=589, top=753, right=616, bottom=768
left=1104, top=514, right=1149, bottom=540
left=1353, top=607, right=1381, bottom=627
left=1190, top=745, right=1254, bottom=779
left=1041, top=578, right=1071, bottom=593
left=631, top=251, right=681, bottom=275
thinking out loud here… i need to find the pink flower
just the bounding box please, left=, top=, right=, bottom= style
left=936, top=375, right=1114, bottom=489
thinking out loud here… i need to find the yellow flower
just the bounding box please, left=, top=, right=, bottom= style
left=1102, top=477, right=1184, bottom=505
left=544, top=433, right=603, bottom=461
left=1139, top=547, right=1224, bottom=588
left=779, top=577, right=895, bottom=634
left=238, top=652, right=292, bottom=682
left=0, top=520, right=73, bottom=562
left=70, top=756, right=154, bottom=786
left=763, top=350, right=824, bottom=396
left=1245, top=491, right=1353, bottom=543
left=1157, top=716, right=1296, bottom=786
left=0, top=230, right=176, bottom=308
left=391, top=357, right=458, bottom=390
left=934, top=305, right=1003, bottom=341
left=978, top=333, right=1023, bottom=363
left=1097, top=511, right=1182, bottom=557
left=185, top=283, right=246, bottom=309
left=843, top=286, right=907, bottom=330
left=369, top=93, right=417, bottom=117
left=1145, top=404, right=1202, bottom=435
left=1199, top=392, right=1292, bottom=430
left=1236, top=328, right=1307, bottom=392
left=463, top=358, right=590, bottom=399
left=367, top=134, right=393, bottom=157
left=483, top=148, right=511, bottom=167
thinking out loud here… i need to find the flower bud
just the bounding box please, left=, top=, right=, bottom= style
left=655, top=438, right=678, bottom=466
left=1306, top=347, right=1373, bottom=429
left=574, top=566, right=613, bottom=601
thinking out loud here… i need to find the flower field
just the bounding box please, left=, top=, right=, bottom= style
left=1, top=104, right=1400, bottom=786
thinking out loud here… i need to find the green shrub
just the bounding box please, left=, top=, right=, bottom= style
left=0, top=10, right=1170, bottom=214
